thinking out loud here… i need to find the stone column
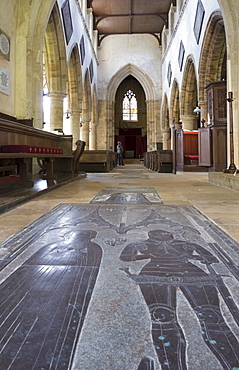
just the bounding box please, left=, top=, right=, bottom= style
left=71, top=108, right=81, bottom=146
left=90, top=122, right=97, bottom=150
left=198, top=100, right=207, bottom=125
left=87, top=8, right=93, bottom=40
left=162, top=129, right=171, bottom=150
left=81, top=0, right=87, bottom=19
left=93, top=30, right=98, bottom=55
left=146, top=100, right=158, bottom=151
left=49, top=92, right=65, bottom=132
left=180, top=115, right=195, bottom=130
left=80, top=119, right=90, bottom=149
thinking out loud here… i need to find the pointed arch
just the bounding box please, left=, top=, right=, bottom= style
left=90, top=84, right=98, bottom=150
left=67, top=44, right=83, bottom=144
left=68, top=44, right=83, bottom=109
left=15, top=0, right=57, bottom=127
left=162, top=93, right=169, bottom=131
left=92, top=84, right=98, bottom=125
left=161, top=93, right=171, bottom=150
left=198, top=11, right=226, bottom=104
left=105, top=64, right=156, bottom=151
left=81, top=69, right=92, bottom=149
left=179, top=56, right=198, bottom=130
left=82, top=69, right=92, bottom=121
left=44, top=3, right=68, bottom=131
left=181, top=56, right=197, bottom=117
left=44, top=4, right=67, bottom=95
left=170, top=79, right=180, bottom=126
left=106, top=63, right=155, bottom=102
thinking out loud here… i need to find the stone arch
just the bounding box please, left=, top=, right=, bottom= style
left=67, top=44, right=83, bottom=144
left=90, top=85, right=98, bottom=150
left=68, top=44, right=83, bottom=109
left=106, top=63, right=156, bottom=151
left=162, top=93, right=171, bottom=149
left=170, top=79, right=180, bottom=128
left=180, top=56, right=198, bottom=130
left=81, top=69, right=92, bottom=149
left=15, top=0, right=57, bottom=128
left=44, top=3, right=68, bottom=131
left=198, top=11, right=226, bottom=113
left=106, top=63, right=155, bottom=102
left=44, top=4, right=67, bottom=94
left=213, top=0, right=239, bottom=165
left=162, top=93, right=169, bottom=131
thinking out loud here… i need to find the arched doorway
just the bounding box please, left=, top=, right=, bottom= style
left=114, top=75, right=147, bottom=160
left=105, top=63, right=156, bottom=153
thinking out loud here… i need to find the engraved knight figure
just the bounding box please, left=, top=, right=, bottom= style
left=120, top=229, right=239, bottom=370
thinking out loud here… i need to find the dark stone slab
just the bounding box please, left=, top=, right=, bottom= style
left=90, top=187, right=162, bottom=204
left=0, top=203, right=239, bottom=369
left=0, top=229, right=102, bottom=369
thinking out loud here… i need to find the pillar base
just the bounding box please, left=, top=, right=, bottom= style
left=223, top=163, right=239, bottom=174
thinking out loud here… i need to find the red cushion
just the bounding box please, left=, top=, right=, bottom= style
left=184, top=155, right=199, bottom=160
left=1, top=145, right=63, bottom=154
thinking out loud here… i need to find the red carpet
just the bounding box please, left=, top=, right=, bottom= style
left=0, top=176, right=19, bottom=183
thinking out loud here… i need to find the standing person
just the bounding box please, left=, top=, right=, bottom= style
left=116, top=141, right=124, bottom=166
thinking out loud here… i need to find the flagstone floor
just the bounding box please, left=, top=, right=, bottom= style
left=0, top=163, right=239, bottom=369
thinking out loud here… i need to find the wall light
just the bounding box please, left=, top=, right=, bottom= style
left=65, top=108, right=72, bottom=119
left=193, top=106, right=201, bottom=115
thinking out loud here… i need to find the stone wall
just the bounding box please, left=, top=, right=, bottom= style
left=97, top=34, right=162, bottom=151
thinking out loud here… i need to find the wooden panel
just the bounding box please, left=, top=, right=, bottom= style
left=211, top=126, right=227, bottom=171
left=0, top=117, right=72, bottom=153
left=175, top=130, right=184, bottom=171
left=183, top=131, right=198, bottom=155
left=198, top=127, right=211, bottom=166
left=206, top=81, right=227, bottom=126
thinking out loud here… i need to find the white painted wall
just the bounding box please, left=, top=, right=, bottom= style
left=57, top=0, right=98, bottom=93
left=162, top=0, right=220, bottom=102
left=97, top=34, right=162, bottom=101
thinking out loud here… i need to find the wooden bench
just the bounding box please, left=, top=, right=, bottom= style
left=184, top=154, right=199, bottom=165
left=0, top=140, right=85, bottom=187
left=79, top=150, right=117, bottom=172
left=144, top=150, right=173, bottom=173
left=0, top=115, right=86, bottom=186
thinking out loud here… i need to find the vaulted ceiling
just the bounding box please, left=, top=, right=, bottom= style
left=87, top=0, right=176, bottom=45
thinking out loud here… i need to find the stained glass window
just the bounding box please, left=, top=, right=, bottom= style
left=123, top=89, right=138, bottom=121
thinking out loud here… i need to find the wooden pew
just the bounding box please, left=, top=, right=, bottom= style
left=0, top=140, right=85, bottom=187
left=144, top=150, right=173, bottom=173
left=79, top=150, right=117, bottom=172
left=0, top=115, right=85, bottom=186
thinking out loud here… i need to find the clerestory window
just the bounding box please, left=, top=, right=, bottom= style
left=123, top=89, right=138, bottom=121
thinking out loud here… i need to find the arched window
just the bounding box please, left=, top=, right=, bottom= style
left=123, top=89, right=138, bottom=121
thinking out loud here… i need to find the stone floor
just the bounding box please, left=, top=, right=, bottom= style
left=0, top=163, right=239, bottom=369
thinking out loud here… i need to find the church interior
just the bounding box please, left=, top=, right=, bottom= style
left=0, top=0, right=239, bottom=369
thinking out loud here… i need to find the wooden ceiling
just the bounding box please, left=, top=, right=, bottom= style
left=87, top=0, right=176, bottom=45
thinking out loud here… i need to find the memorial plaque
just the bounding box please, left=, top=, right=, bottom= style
left=89, top=59, right=94, bottom=82
left=80, top=35, right=85, bottom=65
left=0, top=66, right=10, bottom=95
left=0, top=29, right=10, bottom=61
left=193, top=0, right=205, bottom=44
left=178, top=40, right=185, bottom=71
left=61, top=0, right=73, bottom=44
left=167, top=62, right=172, bottom=87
